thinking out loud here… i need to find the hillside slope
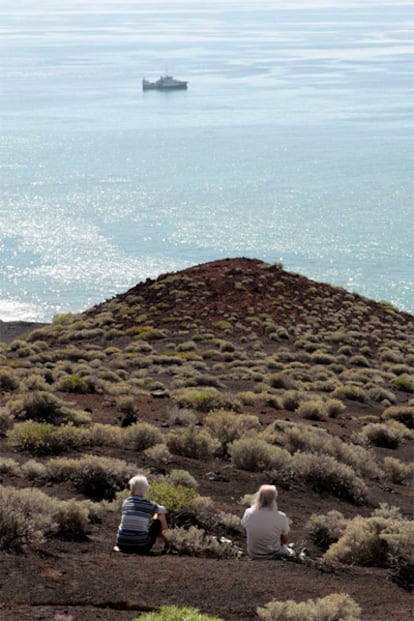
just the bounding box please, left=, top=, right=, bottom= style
left=0, top=258, right=413, bottom=621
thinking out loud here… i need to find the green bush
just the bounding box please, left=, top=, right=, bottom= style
left=6, top=391, right=91, bottom=426
left=297, top=400, right=328, bottom=421
left=257, top=593, right=361, bottom=621
left=325, top=398, right=346, bottom=418
left=358, top=422, right=411, bottom=449
left=0, top=486, right=56, bottom=549
left=173, top=387, right=236, bottom=412
left=0, top=370, right=19, bottom=391
left=305, top=510, right=348, bottom=551
left=124, top=422, right=163, bottom=451
left=267, top=372, right=296, bottom=390
left=204, top=409, right=260, bottom=454
left=324, top=514, right=413, bottom=571
left=57, top=374, right=96, bottom=394
left=0, top=486, right=91, bottom=549
left=293, top=452, right=367, bottom=504
left=133, top=605, right=224, bottom=621
left=0, top=409, right=14, bottom=435
left=0, top=457, right=19, bottom=476
left=392, top=374, right=414, bottom=393
left=46, top=455, right=136, bottom=501
left=147, top=480, right=197, bottom=518
left=166, top=426, right=220, bottom=460
left=52, top=499, right=89, bottom=540
left=8, top=421, right=87, bottom=455
left=332, top=385, right=368, bottom=402
left=229, top=436, right=292, bottom=472
left=167, top=469, right=199, bottom=489
left=383, top=457, right=414, bottom=484
left=382, top=405, right=414, bottom=429
left=281, top=390, right=300, bottom=411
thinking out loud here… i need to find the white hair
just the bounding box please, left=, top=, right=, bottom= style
left=128, top=474, right=149, bottom=496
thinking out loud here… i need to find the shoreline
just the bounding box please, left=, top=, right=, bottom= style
left=0, top=321, right=49, bottom=344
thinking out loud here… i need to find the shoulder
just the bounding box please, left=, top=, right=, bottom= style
left=241, top=507, right=253, bottom=521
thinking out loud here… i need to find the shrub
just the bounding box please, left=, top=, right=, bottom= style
left=53, top=499, right=89, bottom=539
left=0, top=370, right=19, bottom=391
left=358, top=422, right=411, bottom=449
left=165, top=525, right=241, bottom=559
left=84, top=423, right=123, bottom=447
left=133, top=604, right=224, bottom=621
left=281, top=390, right=300, bottom=411
left=124, top=422, right=163, bottom=451
left=169, top=407, right=198, bottom=426
left=257, top=593, right=361, bottom=621
left=8, top=422, right=87, bottom=455
left=46, top=455, right=136, bottom=501
left=297, top=400, right=328, bottom=421
left=325, top=398, right=346, bottom=418
left=382, top=405, right=414, bottom=429
left=144, top=443, right=172, bottom=464
left=381, top=520, right=414, bottom=591
left=125, top=325, right=165, bottom=340
left=332, top=385, right=368, bottom=402
left=267, top=372, right=296, bottom=390
left=57, top=374, right=96, bottom=394
left=293, top=452, right=367, bottom=504
left=383, top=457, right=414, bottom=484
left=21, top=459, right=47, bottom=480
left=0, top=457, right=19, bottom=476
left=324, top=515, right=414, bottom=575
left=0, top=486, right=56, bottom=549
left=6, top=391, right=91, bottom=426
left=392, top=374, right=414, bottom=393
left=305, top=510, right=348, bottom=551
left=0, top=409, right=14, bottom=435
left=166, top=426, right=220, bottom=460
left=173, top=387, right=237, bottom=412
left=147, top=480, right=198, bottom=519
left=167, top=469, right=199, bottom=489
left=276, top=422, right=380, bottom=480
left=229, top=437, right=292, bottom=472
left=115, top=395, right=136, bottom=415
left=204, top=409, right=260, bottom=454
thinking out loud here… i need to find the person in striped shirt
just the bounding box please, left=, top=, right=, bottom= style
left=116, top=474, right=168, bottom=553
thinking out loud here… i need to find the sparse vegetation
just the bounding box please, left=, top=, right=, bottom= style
left=0, top=257, right=412, bottom=620
left=257, top=593, right=361, bottom=621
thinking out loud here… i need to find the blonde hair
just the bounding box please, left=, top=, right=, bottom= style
left=252, top=484, right=278, bottom=510
left=128, top=474, right=149, bottom=497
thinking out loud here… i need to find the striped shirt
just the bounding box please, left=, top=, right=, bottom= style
left=117, top=496, right=166, bottom=549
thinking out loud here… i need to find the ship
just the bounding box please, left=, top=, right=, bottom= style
left=142, top=74, right=188, bottom=91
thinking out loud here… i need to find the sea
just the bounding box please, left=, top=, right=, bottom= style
left=1, top=0, right=413, bottom=322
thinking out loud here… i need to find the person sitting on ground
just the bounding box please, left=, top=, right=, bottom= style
left=115, top=473, right=168, bottom=553
left=241, top=483, right=298, bottom=560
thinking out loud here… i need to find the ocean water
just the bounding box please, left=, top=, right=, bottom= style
left=1, top=0, right=413, bottom=322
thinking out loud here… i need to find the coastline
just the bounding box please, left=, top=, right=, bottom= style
left=0, top=321, right=49, bottom=344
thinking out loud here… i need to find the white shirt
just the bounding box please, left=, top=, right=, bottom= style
left=241, top=507, right=289, bottom=559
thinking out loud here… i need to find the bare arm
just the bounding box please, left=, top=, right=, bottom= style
left=280, top=533, right=289, bottom=546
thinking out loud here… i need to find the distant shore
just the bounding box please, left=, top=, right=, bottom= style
left=0, top=321, right=49, bottom=344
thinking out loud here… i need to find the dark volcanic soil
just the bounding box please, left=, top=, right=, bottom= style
left=0, top=258, right=413, bottom=621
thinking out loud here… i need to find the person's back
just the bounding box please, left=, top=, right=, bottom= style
left=116, top=474, right=168, bottom=554
left=242, top=505, right=289, bottom=559
left=241, top=484, right=295, bottom=560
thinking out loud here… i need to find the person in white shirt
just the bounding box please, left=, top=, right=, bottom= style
left=241, top=484, right=296, bottom=560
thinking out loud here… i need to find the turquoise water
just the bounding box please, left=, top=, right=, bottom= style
left=1, top=0, right=413, bottom=321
